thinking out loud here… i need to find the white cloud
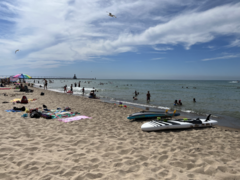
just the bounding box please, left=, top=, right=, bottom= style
left=207, top=46, right=215, bottom=49
left=0, top=0, right=240, bottom=68
left=228, top=39, right=240, bottom=47
left=151, top=57, right=164, bottom=60
left=152, top=46, right=173, bottom=51
left=202, top=54, right=240, bottom=61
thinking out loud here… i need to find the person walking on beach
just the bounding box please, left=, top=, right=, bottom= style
left=82, top=87, right=85, bottom=95
left=146, top=91, right=151, bottom=102
left=44, top=79, right=48, bottom=90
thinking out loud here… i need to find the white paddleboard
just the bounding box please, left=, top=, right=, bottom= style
left=141, top=115, right=218, bottom=131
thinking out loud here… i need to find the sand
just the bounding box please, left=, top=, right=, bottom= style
left=0, top=86, right=240, bottom=180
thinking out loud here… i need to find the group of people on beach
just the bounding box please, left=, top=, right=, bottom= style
left=63, top=84, right=85, bottom=95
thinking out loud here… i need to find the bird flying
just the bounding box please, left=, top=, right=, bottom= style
left=15, top=49, right=19, bottom=54
left=107, top=12, right=116, bottom=18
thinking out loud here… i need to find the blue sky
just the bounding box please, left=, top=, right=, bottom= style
left=0, top=0, right=240, bottom=80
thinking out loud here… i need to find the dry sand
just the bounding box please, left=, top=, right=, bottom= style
left=0, top=86, right=240, bottom=180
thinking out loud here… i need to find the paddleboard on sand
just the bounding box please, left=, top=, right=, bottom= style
left=141, top=114, right=217, bottom=131
left=67, top=90, right=73, bottom=93
left=127, top=110, right=180, bottom=120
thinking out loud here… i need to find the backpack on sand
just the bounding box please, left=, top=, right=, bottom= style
left=21, top=96, right=28, bottom=104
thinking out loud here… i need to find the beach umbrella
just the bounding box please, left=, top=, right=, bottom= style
left=13, top=74, right=32, bottom=79
left=13, top=74, right=31, bottom=82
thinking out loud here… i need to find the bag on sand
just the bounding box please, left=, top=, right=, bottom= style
left=40, top=92, right=44, bottom=96
left=30, top=111, right=41, bottom=118
left=13, top=106, right=26, bottom=111
left=21, top=96, right=28, bottom=104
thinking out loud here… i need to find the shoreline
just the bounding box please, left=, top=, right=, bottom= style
left=35, top=84, right=240, bottom=130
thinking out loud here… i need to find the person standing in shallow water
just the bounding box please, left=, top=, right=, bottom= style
left=146, top=91, right=151, bottom=102
left=193, top=98, right=196, bottom=102
left=70, top=84, right=73, bottom=92
left=78, top=81, right=80, bottom=87
left=82, top=87, right=85, bottom=95
left=64, top=85, right=67, bottom=93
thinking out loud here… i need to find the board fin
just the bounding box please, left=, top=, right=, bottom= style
left=205, top=114, right=211, bottom=122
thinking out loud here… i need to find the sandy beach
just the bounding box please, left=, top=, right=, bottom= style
left=0, top=85, right=240, bottom=180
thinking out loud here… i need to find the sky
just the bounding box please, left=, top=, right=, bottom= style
left=0, top=0, right=240, bottom=80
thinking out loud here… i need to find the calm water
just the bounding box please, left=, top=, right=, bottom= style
left=28, top=79, right=240, bottom=128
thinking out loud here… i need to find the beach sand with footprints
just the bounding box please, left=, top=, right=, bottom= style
left=0, top=85, right=240, bottom=180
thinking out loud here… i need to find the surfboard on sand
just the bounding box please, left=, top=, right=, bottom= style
left=141, top=114, right=217, bottom=131
left=127, top=110, right=180, bottom=120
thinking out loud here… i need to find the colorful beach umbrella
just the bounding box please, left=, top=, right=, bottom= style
left=13, top=74, right=32, bottom=79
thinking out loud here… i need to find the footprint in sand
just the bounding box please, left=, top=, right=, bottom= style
left=117, top=149, right=132, bottom=155
left=90, top=158, right=100, bottom=163
left=158, top=169, right=169, bottom=177
left=158, top=155, right=168, bottom=163
left=113, top=162, right=123, bottom=168
left=187, top=174, right=195, bottom=178
left=23, top=147, right=38, bottom=151
left=85, top=173, right=103, bottom=179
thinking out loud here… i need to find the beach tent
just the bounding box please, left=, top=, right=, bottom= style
left=10, top=76, right=19, bottom=82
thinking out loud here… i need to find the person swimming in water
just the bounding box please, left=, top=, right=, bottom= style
left=178, top=100, right=182, bottom=105
left=174, top=100, right=178, bottom=106
left=193, top=98, right=196, bottom=102
left=135, top=91, right=138, bottom=96
left=133, top=96, right=138, bottom=100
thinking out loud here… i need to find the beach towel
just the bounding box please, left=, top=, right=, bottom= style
left=0, top=88, right=11, bottom=90
left=5, top=109, right=22, bottom=112
left=58, top=115, right=92, bottom=123
left=10, top=98, right=37, bottom=103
